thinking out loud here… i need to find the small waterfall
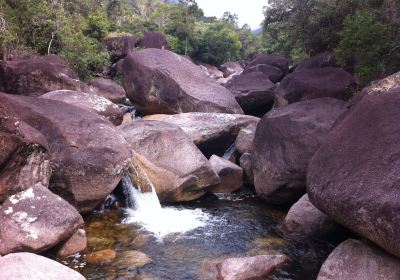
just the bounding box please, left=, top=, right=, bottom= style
left=120, top=175, right=210, bottom=239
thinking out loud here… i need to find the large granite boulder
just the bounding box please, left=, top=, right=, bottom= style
left=247, top=54, right=289, bottom=74
left=41, top=90, right=125, bottom=125
left=294, top=52, right=337, bottom=72
left=0, top=132, right=51, bottom=203
left=0, top=252, right=85, bottom=280
left=284, top=194, right=338, bottom=239
left=317, top=239, right=400, bottom=280
left=275, top=67, right=356, bottom=106
left=209, top=155, right=243, bottom=193
left=103, top=34, right=136, bottom=63
left=199, top=63, right=224, bottom=80
left=89, top=77, right=127, bottom=104
left=137, top=32, right=169, bottom=49
left=120, top=49, right=243, bottom=115
left=242, top=64, right=284, bottom=83
left=0, top=184, right=83, bottom=255
left=0, top=93, right=131, bottom=212
left=253, top=98, right=347, bottom=204
left=307, top=87, right=400, bottom=257
left=121, top=121, right=220, bottom=202
left=226, top=72, right=276, bottom=116
left=234, top=123, right=257, bottom=155
left=0, top=55, right=92, bottom=97
left=143, top=113, right=259, bottom=157
left=219, top=61, right=243, bottom=78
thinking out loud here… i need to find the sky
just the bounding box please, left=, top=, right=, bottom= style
left=196, top=0, right=266, bottom=30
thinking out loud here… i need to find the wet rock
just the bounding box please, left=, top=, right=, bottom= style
left=87, top=237, right=115, bottom=250
left=0, top=252, right=85, bottom=280
left=143, top=113, right=259, bottom=157
left=0, top=132, right=51, bottom=203
left=247, top=54, right=289, bottom=74
left=41, top=90, right=125, bottom=125
left=284, top=194, right=338, bottom=239
left=317, top=239, right=400, bottom=280
left=242, top=64, right=284, bottom=83
left=307, top=87, right=400, bottom=257
left=89, top=77, right=127, bottom=104
left=234, top=123, right=257, bottom=155
left=239, top=153, right=254, bottom=186
left=0, top=55, right=92, bottom=97
left=226, top=72, right=276, bottom=116
left=137, top=32, right=169, bottom=49
left=275, top=67, right=356, bottom=107
left=200, top=254, right=291, bottom=280
left=219, top=61, right=243, bottom=78
left=0, top=184, right=83, bottom=255
left=0, top=93, right=131, bottom=212
left=113, top=250, right=152, bottom=268
left=121, top=121, right=220, bottom=202
left=84, top=249, right=116, bottom=264
left=250, top=237, right=288, bottom=255
left=209, top=155, right=243, bottom=193
left=253, top=98, right=347, bottom=205
left=103, top=34, right=136, bottom=63
left=294, top=52, right=337, bottom=72
left=120, top=49, right=243, bottom=115
left=57, top=229, right=87, bottom=258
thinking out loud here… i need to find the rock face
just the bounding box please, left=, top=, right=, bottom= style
left=143, top=113, right=259, bottom=157
left=253, top=98, right=347, bottom=204
left=0, top=93, right=131, bottom=212
left=209, top=155, right=243, bottom=193
left=284, top=194, right=337, bottom=239
left=121, top=49, right=243, bottom=115
left=0, top=55, right=92, bottom=97
left=200, top=254, right=290, bottom=280
left=294, top=52, right=336, bottom=72
left=0, top=132, right=51, bottom=203
left=0, top=252, right=85, bottom=280
left=234, top=123, right=257, bottom=155
left=137, top=32, right=169, bottom=49
left=89, top=77, right=127, bottom=104
left=242, top=64, right=284, bottom=83
left=226, top=72, right=276, bottom=116
left=121, top=121, right=220, bottom=202
left=276, top=67, right=356, bottom=106
left=247, top=54, right=289, bottom=74
left=219, top=61, right=243, bottom=78
left=307, top=88, right=400, bottom=257
left=103, top=34, right=136, bottom=63
left=41, top=90, right=125, bottom=125
left=57, top=229, right=87, bottom=258
left=240, top=153, right=254, bottom=186
left=317, top=239, right=400, bottom=280
left=0, top=184, right=83, bottom=255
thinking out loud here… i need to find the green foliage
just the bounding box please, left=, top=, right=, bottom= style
left=85, top=9, right=110, bottom=40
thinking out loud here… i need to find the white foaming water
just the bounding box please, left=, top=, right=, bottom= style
left=122, top=180, right=209, bottom=239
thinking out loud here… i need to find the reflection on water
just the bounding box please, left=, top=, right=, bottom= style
left=61, top=193, right=335, bottom=280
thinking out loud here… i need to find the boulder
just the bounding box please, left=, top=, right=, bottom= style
left=84, top=249, right=116, bottom=264
left=317, top=239, right=400, bottom=280
left=41, top=90, right=125, bottom=125
left=137, top=32, right=169, bottom=49
left=242, top=64, right=284, bottom=83
left=0, top=55, right=93, bottom=97
left=239, top=153, right=254, bottom=186
left=0, top=252, right=85, bottom=280
left=200, top=254, right=290, bottom=280
left=56, top=229, right=87, bottom=258
left=121, top=121, right=220, bottom=202
left=253, top=98, right=347, bottom=204
left=120, top=49, right=243, bottom=115
left=89, top=77, right=127, bottom=104
left=219, top=61, right=243, bottom=78
left=142, top=113, right=259, bottom=157
left=226, top=72, right=276, bottom=116
left=0, top=93, right=131, bottom=212
left=103, top=34, right=136, bottom=63
left=247, top=54, right=289, bottom=74
left=284, top=194, right=338, bottom=239
left=0, top=184, right=83, bottom=255
left=0, top=132, right=51, bottom=203
left=275, top=67, right=356, bottom=106
left=294, top=52, right=337, bottom=72
left=199, top=63, right=224, bottom=80
left=209, top=155, right=243, bottom=193
left=307, top=87, right=400, bottom=257
left=234, top=123, right=257, bottom=155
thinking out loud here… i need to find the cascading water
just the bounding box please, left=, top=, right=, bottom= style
left=120, top=175, right=210, bottom=239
